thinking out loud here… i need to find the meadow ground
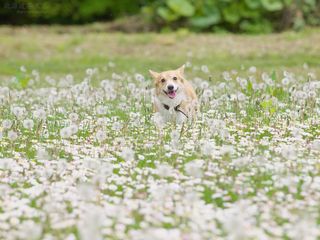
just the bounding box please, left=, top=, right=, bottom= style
left=0, top=26, right=320, bottom=239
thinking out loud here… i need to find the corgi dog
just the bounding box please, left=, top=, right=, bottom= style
left=149, top=65, right=198, bottom=124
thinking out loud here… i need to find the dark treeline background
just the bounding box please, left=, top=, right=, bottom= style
left=1, top=0, right=320, bottom=33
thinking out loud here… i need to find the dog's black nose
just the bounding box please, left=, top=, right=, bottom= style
left=167, top=85, right=174, bottom=91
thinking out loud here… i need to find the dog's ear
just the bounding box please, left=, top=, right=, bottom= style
left=177, top=65, right=185, bottom=76
left=149, top=70, right=160, bottom=79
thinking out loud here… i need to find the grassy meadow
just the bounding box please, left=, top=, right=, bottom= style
left=0, top=26, right=320, bottom=239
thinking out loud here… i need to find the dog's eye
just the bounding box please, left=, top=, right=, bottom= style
left=173, top=77, right=177, bottom=80
left=161, top=78, right=165, bottom=83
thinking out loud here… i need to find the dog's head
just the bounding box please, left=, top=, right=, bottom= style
left=149, top=65, right=185, bottom=99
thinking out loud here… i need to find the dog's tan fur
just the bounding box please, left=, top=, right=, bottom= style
left=149, top=65, right=198, bottom=123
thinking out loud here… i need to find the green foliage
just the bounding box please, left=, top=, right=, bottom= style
left=2, top=0, right=145, bottom=24
left=145, top=0, right=320, bottom=33
left=1, top=0, right=319, bottom=33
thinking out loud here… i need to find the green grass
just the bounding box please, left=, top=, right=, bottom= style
left=0, top=26, right=319, bottom=82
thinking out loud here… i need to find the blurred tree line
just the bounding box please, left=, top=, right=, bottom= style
left=1, top=0, right=319, bottom=33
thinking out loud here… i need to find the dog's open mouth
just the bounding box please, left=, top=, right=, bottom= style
left=163, top=89, right=178, bottom=99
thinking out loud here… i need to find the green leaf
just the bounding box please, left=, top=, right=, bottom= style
left=166, top=0, right=195, bottom=17
left=240, top=20, right=273, bottom=33
left=157, top=7, right=179, bottom=21
left=271, top=70, right=277, bottom=81
left=223, top=3, right=241, bottom=24
left=261, top=0, right=283, bottom=11
left=261, top=99, right=273, bottom=109
left=245, top=0, right=261, bottom=9
left=190, top=13, right=221, bottom=28
left=283, top=0, right=293, bottom=5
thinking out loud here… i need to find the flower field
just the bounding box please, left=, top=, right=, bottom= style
left=1, top=63, right=320, bottom=240
left=1, top=27, right=320, bottom=239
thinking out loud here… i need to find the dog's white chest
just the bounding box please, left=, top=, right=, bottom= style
left=154, top=93, right=187, bottom=124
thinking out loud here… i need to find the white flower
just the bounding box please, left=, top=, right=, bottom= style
left=86, top=68, right=93, bottom=75
left=17, top=220, right=42, bottom=240
left=120, top=147, right=135, bottom=161
left=33, top=108, right=46, bottom=120
left=282, top=77, right=290, bottom=86
left=20, top=65, right=26, bottom=72
left=36, top=148, right=49, bottom=160
left=201, top=141, right=215, bottom=156
left=311, top=140, right=320, bottom=151
left=249, top=66, right=257, bottom=73
left=11, top=106, right=25, bottom=119
left=69, top=124, right=78, bottom=135
left=78, top=206, right=104, bottom=240
left=170, top=130, right=180, bottom=141
left=112, top=122, right=122, bottom=131
left=281, top=144, right=297, bottom=160
left=96, top=105, right=107, bottom=115
left=2, top=119, right=12, bottom=129
left=95, top=130, right=106, bottom=143
left=201, top=65, right=209, bottom=73
left=69, top=112, right=79, bottom=122
left=135, top=73, right=145, bottom=82
left=237, top=93, right=246, bottom=102
left=203, top=89, right=213, bottom=99
left=185, top=160, right=204, bottom=178
left=60, top=127, right=72, bottom=139
left=156, top=163, right=173, bottom=178
left=23, top=119, right=34, bottom=129
left=7, top=130, right=18, bottom=141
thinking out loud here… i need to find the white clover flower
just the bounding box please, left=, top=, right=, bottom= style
left=23, top=119, right=34, bottom=129
left=2, top=119, right=13, bottom=129
left=156, top=163, right=173, bottom=178
left=78, top=206, right=104, bottom=240
left=96, top=105, right=107, bottom=115
left=33, top=108, right=46, bottom=120
left=60, top=127, right=72, bottom=139
left=20, top=65, right=26, bottom=72
left=69, top=124, right=78, bottom=135
left=237, top=92, right=246, bottom=102
left=308, top=91, right=316, bottom=99
left=69, top=112, right=79, bottom=122
left=7, top=130, right=18, bottom=141
left=112, top=121, right=123, bottom=131
left=95, top=130, right=106, bottom=143
left=311, top=140, right=320, bottom=151
left=120, top=147, right=135, bottom=161
left=281, top=144, right=297, bottom=160
left=170, top=129, right=180, bottom=141
left=239, top=78, right=248, bottom=89
left=36, top=148, right=49, bottom=161
left=0, top=158, right=15, bottom=170
left=201, top=141, right=215, bottom=156
left=203, top=89, right=213, bottom=99
left=282, top=77, right=290, bottom=86
left=201, top=65, right=209, bottom=73
left=86, top=68, right=93, bottom=75
left=17, top=220, right=42, bottom=240
left=200, top=81, right=209, bottom=89
left=248, top=66, right=257, bottom=73
left=185, top=160, right=204, bottom=178
left=135, top=73, right=145, bottom=82
left=11, top=106, right=25, bottom=119
left=223, top=71, right=232, bottom=81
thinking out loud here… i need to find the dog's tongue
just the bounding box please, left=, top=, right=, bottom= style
left=168, top=91, right=176, bottom=98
